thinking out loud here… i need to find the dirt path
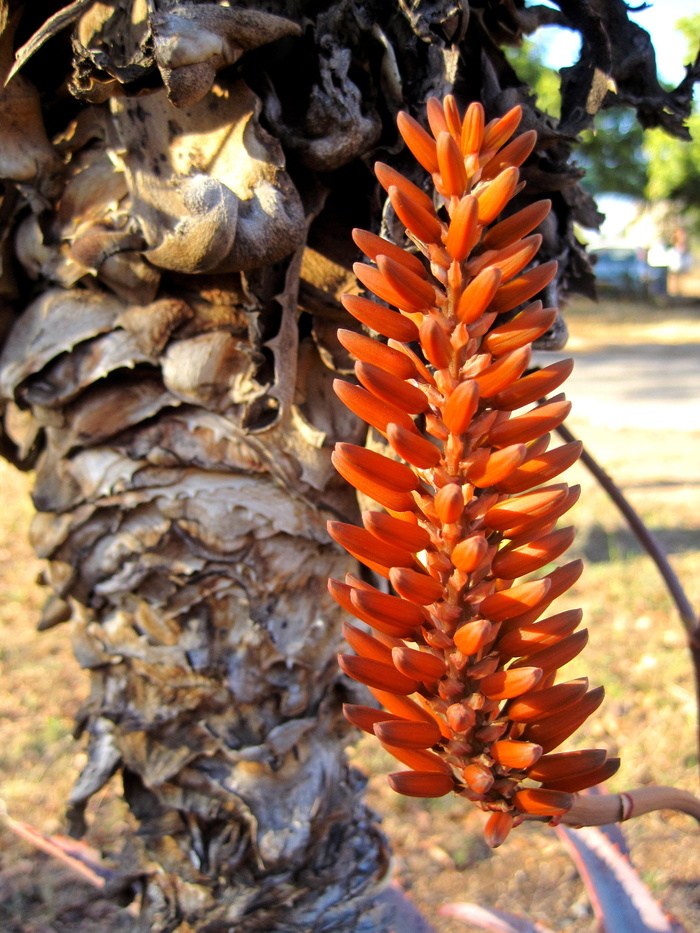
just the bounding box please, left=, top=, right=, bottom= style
left=538, top=341, right=700, bottom=432
left=546, top=303, right=700, bottom=565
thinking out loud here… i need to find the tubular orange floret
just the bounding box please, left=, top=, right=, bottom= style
left=509, top=628, right=589, bottom=675
left=376, top=254, right=438, bottom=309
left=331, top=96, right=613, bottom=847
left=505, top=485, right=581, bottom=541
left=492, top=525, right=576, bottom=577
left=327, top=521, right=415, bottom=573
left=473, top=345, right=532, bottom=397
left=527, top=748, right=608, bottom=783
left=489, top=259, right=558, bottom=315
left=467, top=443, right=527, bottom=487
left=482, top=105, right=523, bottom=154
left=479, top=578, right=552, bottom=622
left=483, top=811, right=514, bottom=848
left=435, top=483, right=464, bottom=524
left=442, top=379, right=480, bottom=434
left=453, top=618, right=496, bottom=655
left=426, top=96, right=450, bottom=138
left=475, top=166, right=520, bottom=225
left=507, top=559, right=585, bottom=625
left=332, top=380, right=416, bottom=437
left=491, top=740, right=543, bottom=770
left=327, top=576, right=358, bottom=614
left=369, top=686, right=445, bottom=728
left=464, top=762, right=494, bottom=794
left=374, top=162, right=435, bottom=214
left=506, top=678, right=590, bottom=723
left=343, top=704, right=401, bottom=735
left=447, top=703, right=477, bottom=732
left=541, top=757, right=621, bottom=793
left=497, top=607, right=583, bottom=656
left=443, top=94, right=463, bottom=138
left=455, top=266, right=502, bottom=324
left=354, top=260, right=432, bottom=312
left=333, top=442, right=418, bottom=489
left=396, top=111, right=440, bottom=174
left=451, top=535, right=489, bottom=573
left=362, top=510, right=432, bottom=553
left=350, top=586, right=426, bottom=632
left=342, top=621, right=395, bottom=664
left=489, top=399, right=572, bottom=448
left=392, top=645, right=447, bottom=682
left=330, top=579, right=415, bottom=638
left=445, top=195, right=479, bottom=261
left=337, top=328, right=418, bottom=380
left=338, top=653, right=420, bottom=695
left=483, top=486, right=568, bottom=530
left=341, top=294, right=419, bottom=342
left=388, top=186, right=443, bottom=244
left=480, top=666, right=543, bottom=700
left=513, top=788, right=573, bottom=817
left=388, top=771, right=455, bottom=798
left=437, top=131, right=468, bottom=197
left=332, top=443, right=419, bottom=512
left=498, top=440, right=583, bottom=493
left=482, top=303, right=557, bottom=354
left=381, top=743, right=454, bottom=774
left=523, top=686, right=606, bottom=753
left=493, top=358, right=574, bottom=411
left=390, top=566, right=445, bottom=605
left=480, top=129, right=538, bottom=181
left=419, top=316, right=453, bottom=368
left=461, top=101, right=485, bottom=155
left=355, top=360, right=430, bottom=414
left=482, top=200, right=551, bottom=251
left=488, top=234, right=543, bottom=283
left=375, top=718, right=443, bottom=749
left=352, top=228, right=428, bottom=278
left=387, top=421, right=442, bottom=468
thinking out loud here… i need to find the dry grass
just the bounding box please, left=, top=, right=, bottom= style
left=0, top=480, right=82, bottom=827
left=0, top=467, right=134, bottom=932
left=562, top=295, right=700, bottom=349
left=0, top=295, right=699, bottom=931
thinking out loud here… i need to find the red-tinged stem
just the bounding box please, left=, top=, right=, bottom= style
left=555, top=421, right=700, bottom=774
left=1, top=809, right=112, bottom=889
left=555, top=786, right=700, bottom=828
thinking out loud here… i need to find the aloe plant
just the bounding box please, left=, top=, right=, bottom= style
left=0, top=3, right=698, bottom=930
left=329, top=94, right=619, bottom=847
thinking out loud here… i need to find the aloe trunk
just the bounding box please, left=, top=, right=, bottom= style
left=0, top=2, right=695, bottom=930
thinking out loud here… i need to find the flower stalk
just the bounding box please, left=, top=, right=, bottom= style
left=329, top=96, right=620, bottom=848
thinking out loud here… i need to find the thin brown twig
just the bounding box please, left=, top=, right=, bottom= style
left=555, top=421, right=700, bottom=772
left=556, top=422, right=698, bottom=633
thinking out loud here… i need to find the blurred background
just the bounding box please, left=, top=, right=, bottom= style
left=510, top=3, right=700, bottom=304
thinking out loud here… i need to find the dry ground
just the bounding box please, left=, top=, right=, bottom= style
left=0, top=296, right=699, bottom=932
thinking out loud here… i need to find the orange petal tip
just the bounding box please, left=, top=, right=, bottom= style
left=388, top=770, right=454, bottom=798
left=512, top=787, right=573, bottom=817
left=484, top=810, right=514, bottom=848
